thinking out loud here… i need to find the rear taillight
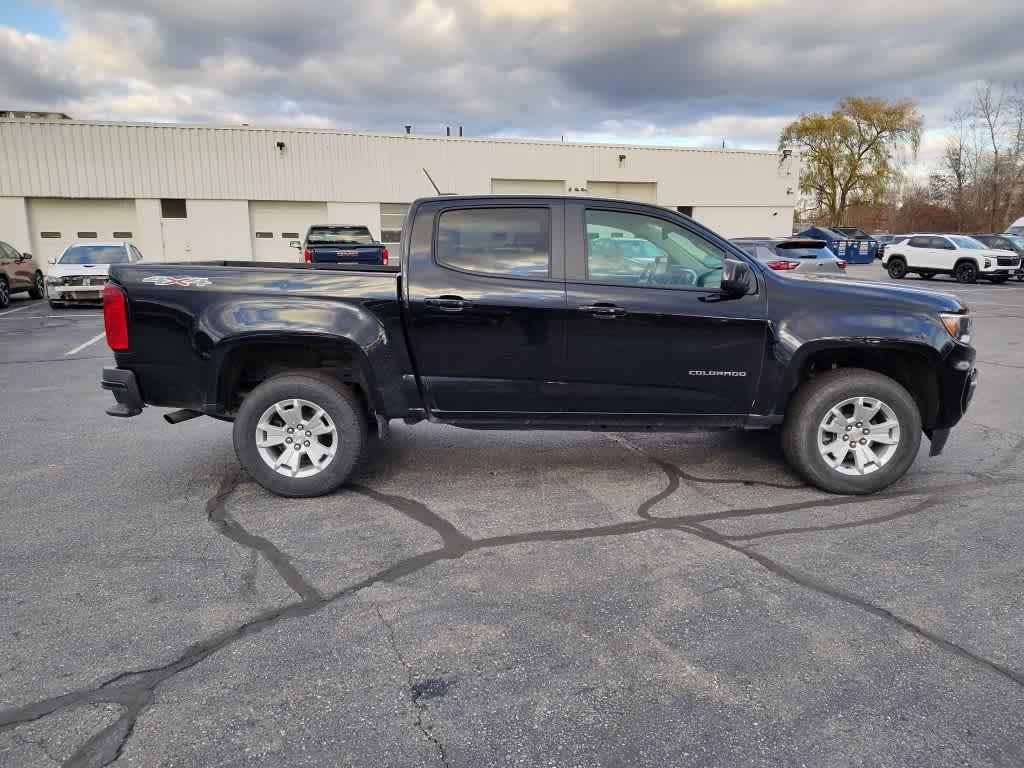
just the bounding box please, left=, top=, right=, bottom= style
left=836, top=260, right=847, bottom=269
left=303, top=248, right=312, bottom=263
left=103, top=283, right=129, bottom=351
left=765, top=260, right=801, bottom=271
left=381, top=246, right=389, bottom=265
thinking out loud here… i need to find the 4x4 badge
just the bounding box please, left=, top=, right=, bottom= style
left=142, top=276, right=213, bottom=287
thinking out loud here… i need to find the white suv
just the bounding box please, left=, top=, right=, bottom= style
left=882, top=234, right=1020, bottom=284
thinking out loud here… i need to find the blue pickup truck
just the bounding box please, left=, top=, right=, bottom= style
left=291, top=225, right=389, bottom=265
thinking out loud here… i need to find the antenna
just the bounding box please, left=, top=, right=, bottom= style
left=422, top=167, right=442, bottom=195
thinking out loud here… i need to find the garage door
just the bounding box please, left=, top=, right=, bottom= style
left=587, top=181, right=658, bottom=203
left=490, top=179, right=567, bottom=195
left=27, top=199, right=137, bottom=271
left=249, top=202, right=328, bottom=262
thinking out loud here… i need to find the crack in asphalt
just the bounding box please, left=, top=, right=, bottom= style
left=375, top=607, right=451, bottom=768
left=205, top=471, right=323, bottom=604
left=3, top=435, right=1024, bottom=761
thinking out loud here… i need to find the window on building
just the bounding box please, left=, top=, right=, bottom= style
left=255, top=232, right=273, bottom=239
left=113, top=231, right=133, bottom=239
left=40, top=231, right=61, bottom=238
left=584, top=208, right=723, bottom=289
left=281, top=232, right=299, bottom=239
left=436, top=207, right=550, bottom=279
left=380, top=203, right=410, bottom=245
left=161, top=199, right=187, bottom=218
left=76, top=231, right=98, bottom=239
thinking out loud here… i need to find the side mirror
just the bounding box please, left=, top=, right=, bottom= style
left=289, top=240, right=302, bottom=250
left=48, top=257, right=56, bottom=265
left=21, top=252, right=32, bottom=261
left=719, top=258, right=752, bottom=296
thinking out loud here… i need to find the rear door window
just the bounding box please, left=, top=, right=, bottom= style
left=436, top=208, right=550, bottom=279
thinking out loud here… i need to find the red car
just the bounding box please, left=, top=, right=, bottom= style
left=0, top=240, right=45, bottom=308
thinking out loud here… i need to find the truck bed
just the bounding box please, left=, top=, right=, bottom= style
left=190, top=260, right=400, bottom=273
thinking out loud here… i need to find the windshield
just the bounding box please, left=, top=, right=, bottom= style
left=58, top=245, right=128, bottom=264
left=949, top=235, right=986, bottom=249
left=1008, top=226, right=1024, bottom=237
left=1004, top=235, right=1024, bottom=248
left=307, top=226, right=374, bottom=245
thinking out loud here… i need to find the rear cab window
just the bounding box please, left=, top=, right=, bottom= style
left=435, top=208, right=551, bottom=279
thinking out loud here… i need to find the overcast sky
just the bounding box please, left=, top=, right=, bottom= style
left=2, top=0, right=1023, bottom=168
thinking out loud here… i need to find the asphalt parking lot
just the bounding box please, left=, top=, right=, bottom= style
left=2, top=262, right=1024, bottom=767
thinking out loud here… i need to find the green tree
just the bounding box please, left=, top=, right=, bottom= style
left=780, top=97, right=923, bottom=226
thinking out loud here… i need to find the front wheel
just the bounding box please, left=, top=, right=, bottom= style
left=232, top=371, right=366, bottom=497
left=886, top=258, right=907, bottom=279
left=782, top=368, right=921, bottom=495
left=29, top=271, right=45, bottom=299
left=954, top=261, right=978, bottom=283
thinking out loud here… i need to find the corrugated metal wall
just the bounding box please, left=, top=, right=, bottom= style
left=0, top=119, right=796, bottom=209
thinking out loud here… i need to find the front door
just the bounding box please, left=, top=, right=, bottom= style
left=404, top=201, right=567, bottom=417
left=563, top=203, right=768, bottom=418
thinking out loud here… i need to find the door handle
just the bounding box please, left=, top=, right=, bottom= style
left=577, top=304, right=626, bottom=318
left=424, top=295, right=472, bottom=312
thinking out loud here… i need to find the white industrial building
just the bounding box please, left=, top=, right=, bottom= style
left=0, top=116, right=797, bottom=268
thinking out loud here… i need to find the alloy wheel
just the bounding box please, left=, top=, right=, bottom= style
left=255, top=398, right=338, bottom=478
left=817, top=396, right=901, bottom=476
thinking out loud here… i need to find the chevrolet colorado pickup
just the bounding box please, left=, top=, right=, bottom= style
left=101, top=195, right=978, bottom=497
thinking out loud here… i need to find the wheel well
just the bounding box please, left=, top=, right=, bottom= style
left=954, top=257, right=978, bottom=270
left=796, top=347, right=940, bottom=428
left=217, top=339, right=374, bottom=419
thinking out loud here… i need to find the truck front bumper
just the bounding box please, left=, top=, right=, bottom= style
left=101, top=367, right=144, bottom=417
left=926, top=347, right=978, bottom=455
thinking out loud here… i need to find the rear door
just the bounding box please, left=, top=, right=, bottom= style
left=404, top=200, right=567, bottom=417
left=928, top=236, right=956, bottom=268
left=0, top=242, right=30, bottom=289
left=902, top=236, right=931, bottom=268
left=562, top=202, right=768, bottom=418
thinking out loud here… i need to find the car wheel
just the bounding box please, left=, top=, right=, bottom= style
left=28, top=271, right=45, bottom=299
left=919, top=272, right=934, bottom=280
left=990, top=275, right=1009, bottom=284
left=954, top=261, right=978, bottom=283
left=48, top=299, right=65, bottom=309
left=886, top=258, right=907, bottom=279
left=232, top=370, right=367, bottom=497
left=782, top=368, right=921, bottom=495
left=0, top=277, right=9, bottom=309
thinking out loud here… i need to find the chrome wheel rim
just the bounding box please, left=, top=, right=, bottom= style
left=817, top=396, right=900, bottom=476
left=0, top=281, right=8, bottom=306
left=255, top=398, right=338, bottom=478
left=36, top=274, right=44, bottom=294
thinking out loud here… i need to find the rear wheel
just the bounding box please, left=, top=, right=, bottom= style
left=28, top=271, right=45, bottom=299
left=0, top=277, right=9, bottom=308
left=990, top=275, right=1009, bottom=284
left=232, top=371, right=366, bottom=497
left=886, top=258, right=907, bottom=279
left=782, top=368, right=921, bottom=494
left=48, top=299, right=65, bottom=309
left=954, top=261, right=978, bottom=283
left=919, top=271, right=935, bottom=280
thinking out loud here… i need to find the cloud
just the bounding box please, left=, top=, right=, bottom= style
left=1, top=0, right=1023, bottom=163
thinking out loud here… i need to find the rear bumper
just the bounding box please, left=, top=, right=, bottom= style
left=101, top=367, right=144, bottom=417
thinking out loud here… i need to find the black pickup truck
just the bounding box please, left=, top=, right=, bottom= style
left=101, top=195, right=978, bottom=497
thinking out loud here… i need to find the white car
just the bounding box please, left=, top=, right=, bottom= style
left=882, top=234, right=1020, bottom=284
left=1007, top=216, right=1024, bottom=237
left=46, top=241, right=143, bottom=307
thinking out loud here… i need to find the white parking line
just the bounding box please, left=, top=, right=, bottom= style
left=65, top=332, right=106, bottom=356
left=0, top=304, right=33, bottom=316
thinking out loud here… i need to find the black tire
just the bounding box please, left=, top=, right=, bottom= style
left=989, top=275, right=1009, bottom=284
left=919, top=272, right=935, bottom=280
left=28, top=271, right=45, bottom=299
left=232, top=370, right=366, bottom=497
left=1016, top=272, right=1024, bottom=282
left=781, top=368, right=922, bottom=495
left=0, top=277, right=8, bottom=308
left=954, top=261, right=978, bottom=284
left=48, top=299, right=65, bottom=309
left=886, top=258, right=907, bottom=279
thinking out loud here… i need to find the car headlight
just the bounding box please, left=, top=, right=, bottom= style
left=941, top=312, right=971, bottom=344
left=984, top=259, right=992, bottom=268
left=45, top=276, right=61, bottom=285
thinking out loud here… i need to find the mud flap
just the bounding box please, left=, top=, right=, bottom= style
left=926, top=427, right=950, bottom=457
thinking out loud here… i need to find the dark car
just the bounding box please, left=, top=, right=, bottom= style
left=291, top=225, right=389, bottom=265
left=972, top=234, right=1024, bottom=281
left=0, top=240, right=45, bottom=308
left=731, top=237, right=847, bottom=276
left=871, top=234, right=908, bottom=260
left=102, top=195, right=977, bottom=498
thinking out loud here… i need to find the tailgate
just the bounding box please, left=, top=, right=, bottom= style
left=311, top=244, right=384, bottom=264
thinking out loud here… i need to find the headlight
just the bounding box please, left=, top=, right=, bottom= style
left=45, top=276, right=61, bottom=285
left=984, top=259, right=992, bottom=268
left=941, top=312, right=971, bottom=344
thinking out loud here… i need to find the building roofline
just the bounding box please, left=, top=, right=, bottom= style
left=0, top=116, right=785, bottom=158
